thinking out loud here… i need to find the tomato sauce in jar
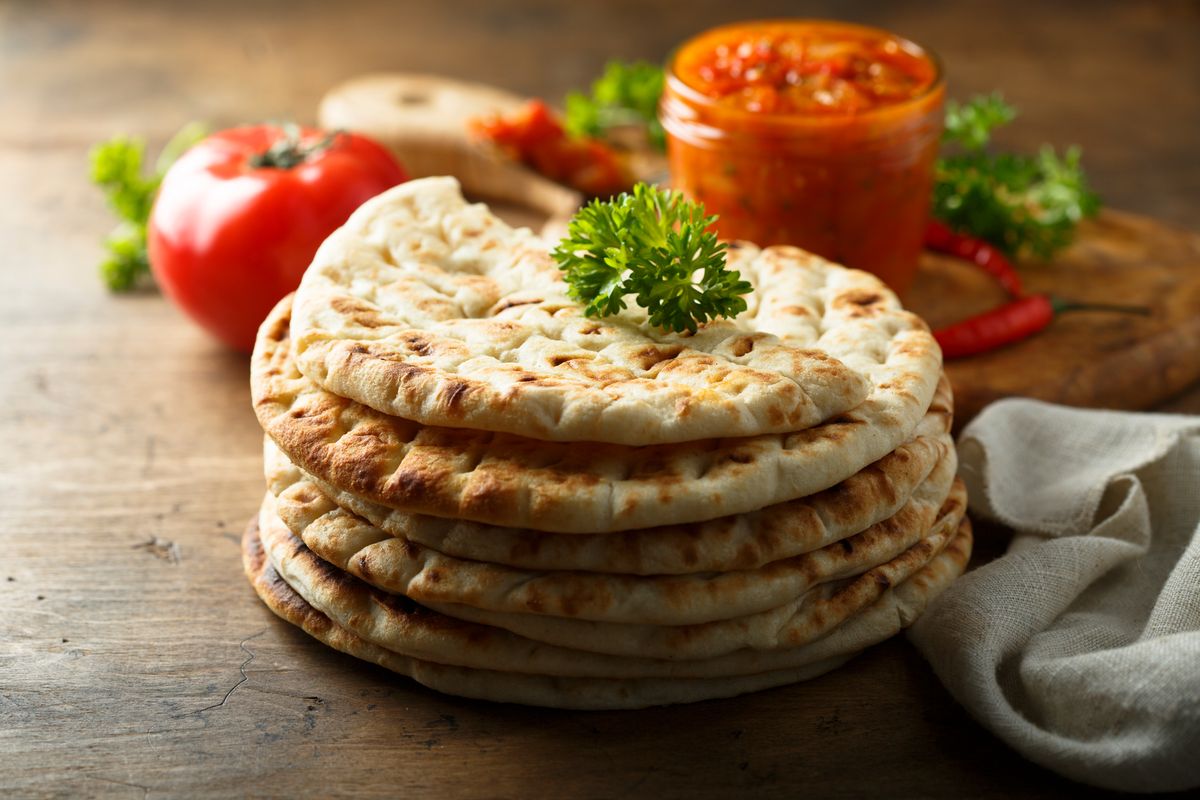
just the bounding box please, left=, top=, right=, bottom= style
left=660, top=20, right=944, bottom=294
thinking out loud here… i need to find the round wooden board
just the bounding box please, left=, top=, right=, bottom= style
left=906, top=210, right=1200, bottom=428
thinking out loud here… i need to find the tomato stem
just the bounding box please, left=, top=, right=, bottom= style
left=249, top=124, right=340, bottom=170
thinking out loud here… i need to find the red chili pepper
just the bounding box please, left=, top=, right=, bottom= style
left=934, top=295, right=1149, bottom=359
left=924, top=220, right=1023, bottom=298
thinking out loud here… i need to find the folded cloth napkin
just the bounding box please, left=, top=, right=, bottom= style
left=908, top=399, right=1200, bottom=794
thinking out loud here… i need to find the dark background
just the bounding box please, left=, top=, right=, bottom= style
left=4, top=0, right=1198, bottom=225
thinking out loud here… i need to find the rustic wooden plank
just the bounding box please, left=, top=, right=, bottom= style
left=1, top=1, right=1195, bottom=797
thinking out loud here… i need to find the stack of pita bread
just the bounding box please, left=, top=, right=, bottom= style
left=244, top=177, right=971, bottom=710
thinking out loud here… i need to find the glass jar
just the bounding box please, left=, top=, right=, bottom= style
left=660, top=20, right=945, bottom=295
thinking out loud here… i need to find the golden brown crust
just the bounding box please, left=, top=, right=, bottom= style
left=254, top=295, right=949, bottom=533
left=266, top=438, right=957, bottom=625
left=242, top=509, right=970, bottom=708
left=243, top=515, right=852, bottom=708
left=422, top=481, right=968, bottom=659
left=266, top=416, right=953, bottom=575
left=253, top=483, right=967, bottom=668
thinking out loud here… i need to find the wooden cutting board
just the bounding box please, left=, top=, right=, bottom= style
left=321, top=74, right=1200, bottom=429
left=908, top=211, right=1200, bottom=427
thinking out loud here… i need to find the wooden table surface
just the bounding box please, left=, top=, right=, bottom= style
left=3, top=2, right=1197, bottom=797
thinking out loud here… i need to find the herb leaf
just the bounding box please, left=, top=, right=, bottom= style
left=90, top=123, right=207, bottom=291
left=942, top=92, right=1016, bottom=150
left=553, top=184, right=750, bottom=333
left=564, top=61, right=666, bottom=151
left=934, top=94, right=1100, bottom=260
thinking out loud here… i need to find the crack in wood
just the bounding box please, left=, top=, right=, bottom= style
left=132, top=536, right=181, bottom=564
left=181, top=629, right=266, bottom=717
left=90, top=775, right=150, bottom=799
left=141, top=434, right=157, bottom=477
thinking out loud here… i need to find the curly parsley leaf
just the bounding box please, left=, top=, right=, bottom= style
left=90, top=122, right=207, bottom=291
left=935, top=94, right=1100, bottom=260
left=942, top=92, right=1016, bottom=150
left=553, top=184, right=750, bottom=333
left=564, top=60, right=666, bottom=151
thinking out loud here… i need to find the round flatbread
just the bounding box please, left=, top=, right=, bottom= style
left=264, top=403, right=952, bottom=574
left=288, top=176, right=940, bottom=445
left=244, top=512, right=972, bottom=708
left=265, top=444, right=956, bottom=624
left=245, top=520, right=847, bottom=708
left=254, top=483, right=967, bottom=674
left=425, top=481, right=966, bottom=659
left=253, top=295, right=950, bottom=533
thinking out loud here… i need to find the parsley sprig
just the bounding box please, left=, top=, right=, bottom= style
left=89, top=122, right=207, bottom=291
left=934, top=94, right=1100, bottom=260
left=564, top=61, right=666, bottom=151
left=553, top=184, right=750, bottom=333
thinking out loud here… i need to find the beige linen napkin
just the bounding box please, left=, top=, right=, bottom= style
left=908, top=399, right=1200, bottom=793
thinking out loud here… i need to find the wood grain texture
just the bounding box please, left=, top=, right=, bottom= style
left=907, top=211, right=1200, bottom=425
left=0, top=1, right=1195, bottom=798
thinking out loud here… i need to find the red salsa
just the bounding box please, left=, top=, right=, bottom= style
left=661, top=20, right=944, bottom=293
left=470, top=100, right=631, bottom=197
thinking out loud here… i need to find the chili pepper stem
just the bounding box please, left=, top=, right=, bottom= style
left=1051, top=297, right=1151, bottom=315
left=935, top=293, right=1152, bottom=360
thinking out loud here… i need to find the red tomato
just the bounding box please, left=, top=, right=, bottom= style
left=148, top=125, right=408, bottom=352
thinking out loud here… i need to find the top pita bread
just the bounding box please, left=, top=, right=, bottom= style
left=288, top=177, right=940, bottom=445
left=253, top=295, right=947, bottom=533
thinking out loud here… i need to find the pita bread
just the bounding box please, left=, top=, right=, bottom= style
left=256, top=482, right=966, bottom=673
left=253, top=295, right=950, bottom=533
left=266, top=444, right=955, bottom=625
left=265, top=405, right=952, bottom=575
left=426, top=481, right=965, bottom=658
left=288, top=177, right=939, bottom=445
left=245, top=512, right=972, bottom=708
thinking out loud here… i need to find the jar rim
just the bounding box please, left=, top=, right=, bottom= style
left=663, top=18, right=945, bottom=132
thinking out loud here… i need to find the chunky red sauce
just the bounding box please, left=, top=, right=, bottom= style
left=678, top=23, right=939, bottom=116
left=661, top=20, right=944, bottom=293
left=470, top=100, right=631, bottom=197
